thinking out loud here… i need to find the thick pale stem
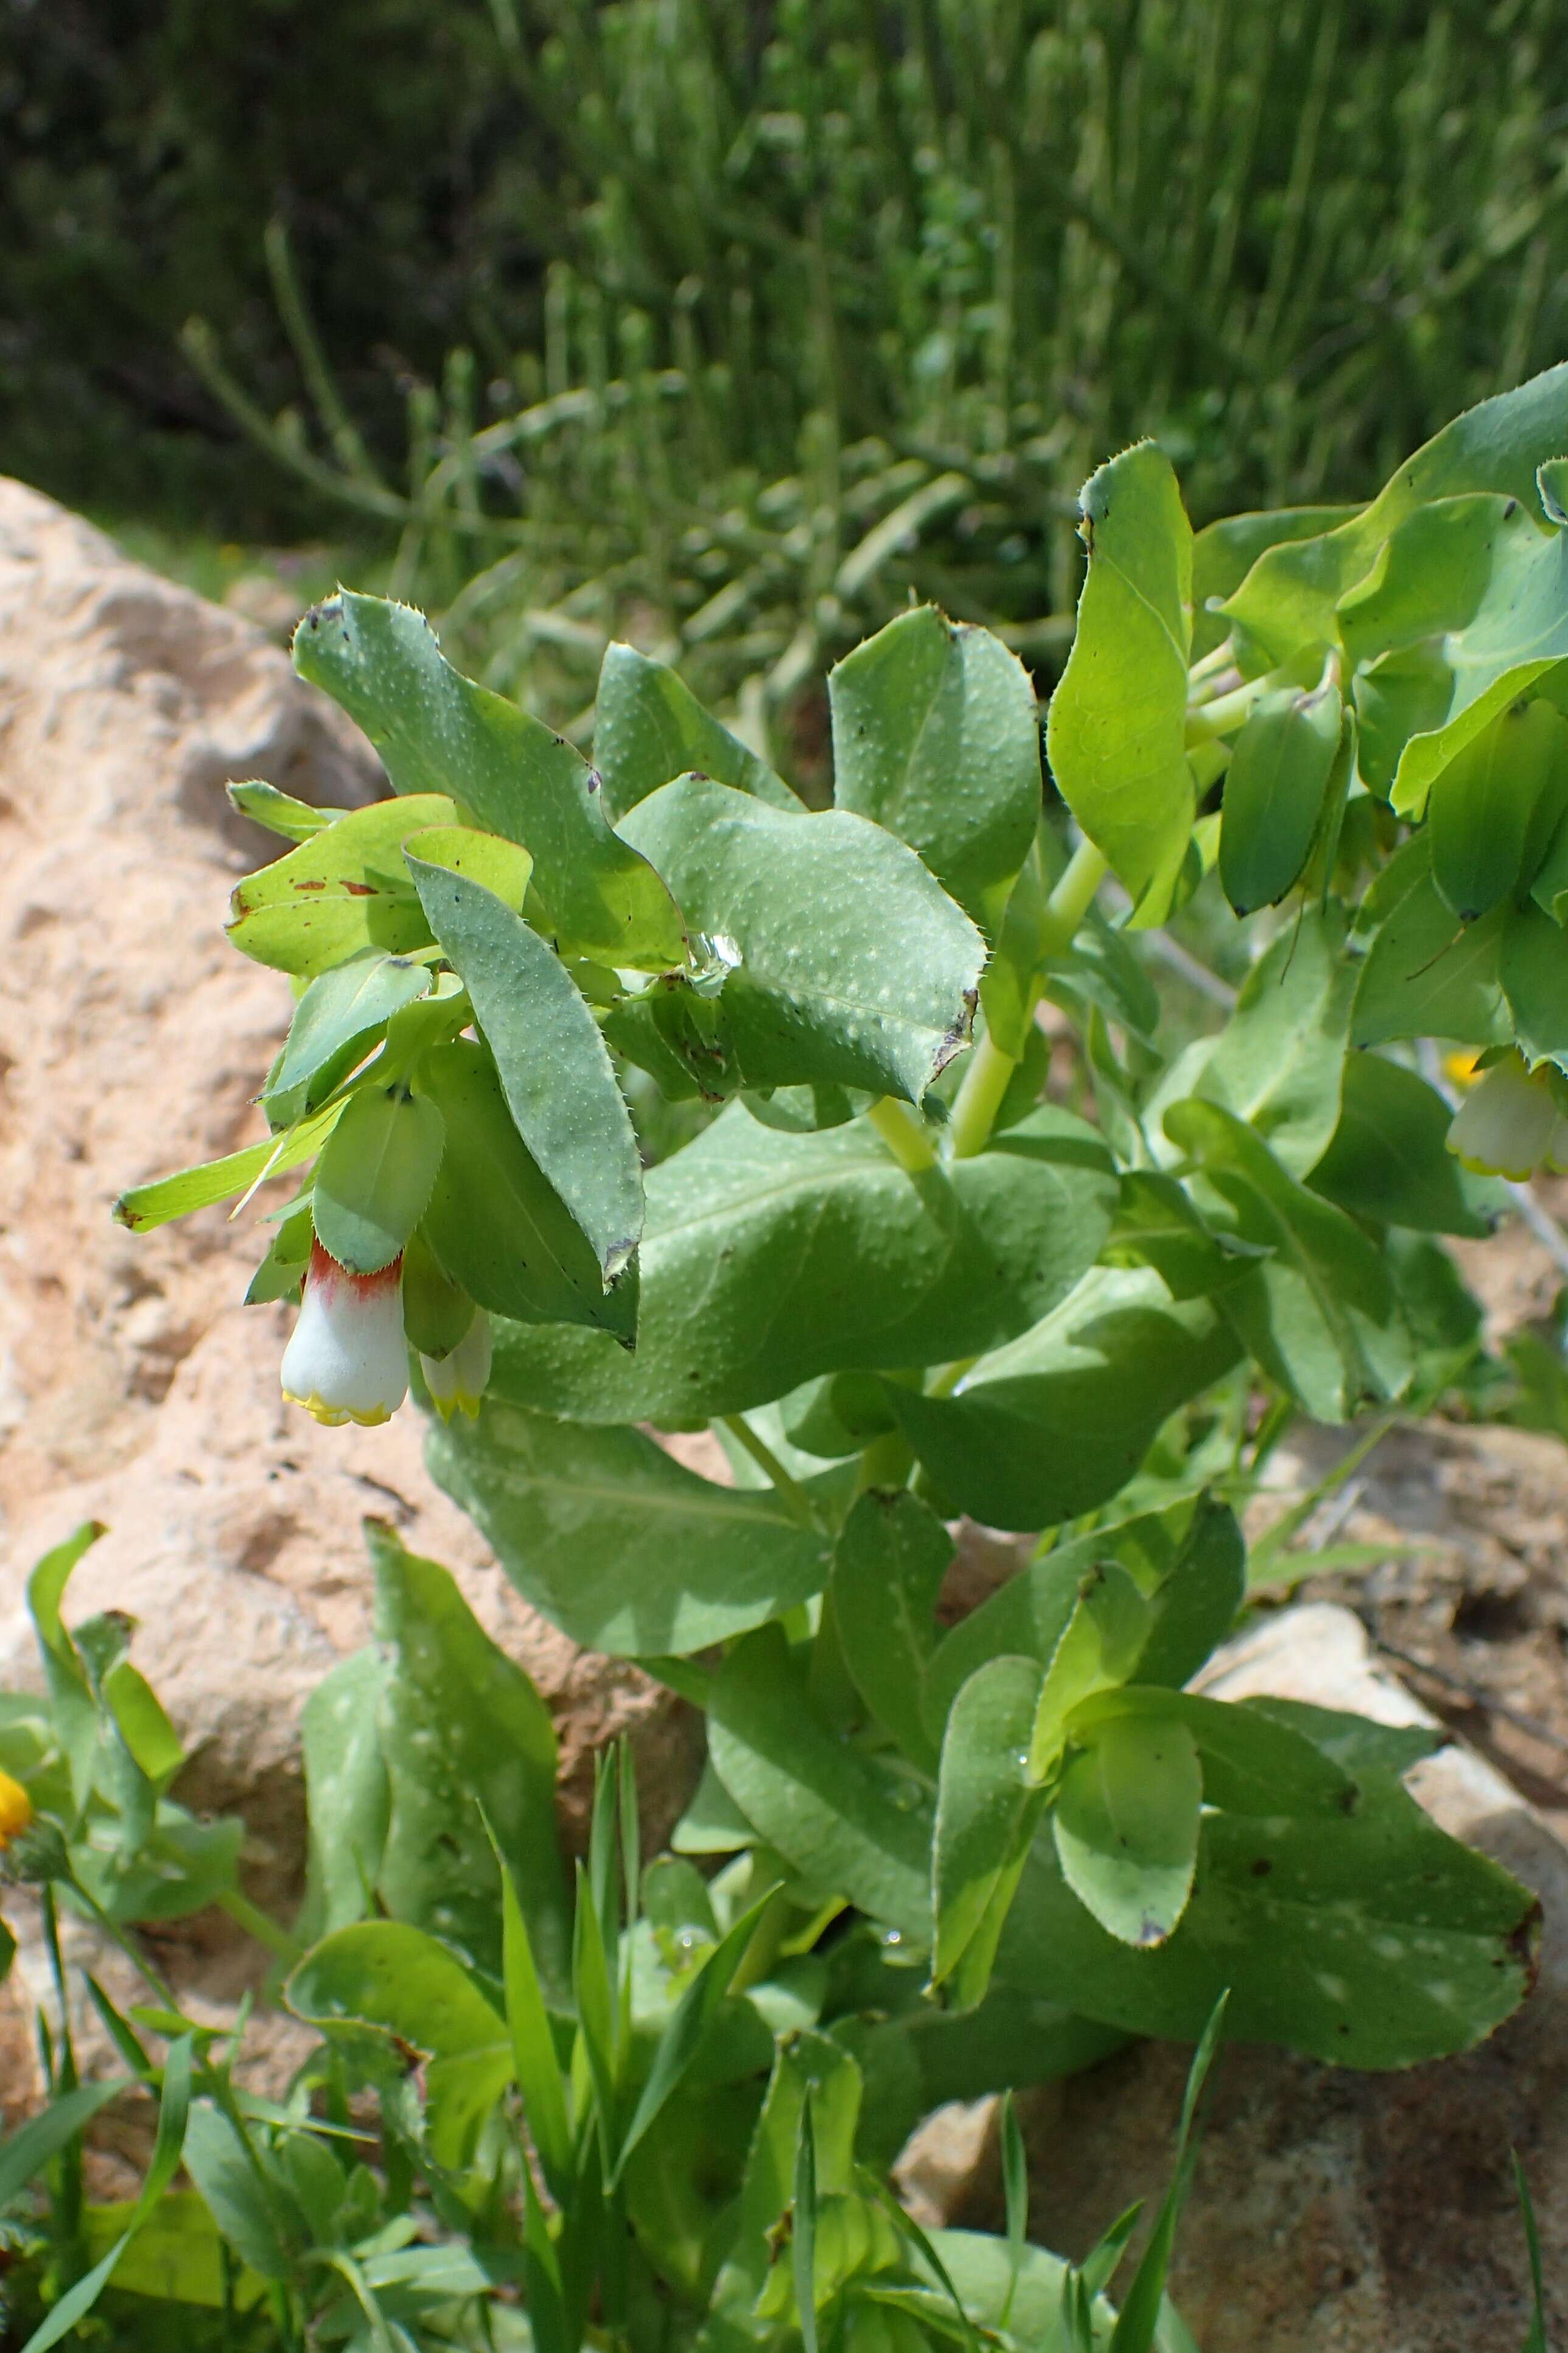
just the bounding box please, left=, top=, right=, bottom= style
left=719, top=1414, right=817, bottom=1528
left=1037, top=836, right=1110, bottom=960
left=866, top=1096, right=937, bottom=1173
left=1184, top=661, right=1293, bottom=747
left=949, top=1025, right=1021, bottom=1159
left=951, top=838, right=1108, bottom=1162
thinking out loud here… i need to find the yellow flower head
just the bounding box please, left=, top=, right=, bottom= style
left=0, top=1769, right=34, bottom=1850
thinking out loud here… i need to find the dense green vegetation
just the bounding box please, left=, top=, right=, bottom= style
left=11, top=1, right=1568, bottom=727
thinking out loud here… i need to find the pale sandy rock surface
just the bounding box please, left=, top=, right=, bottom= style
left=0, top=481, right=696, bottom=2018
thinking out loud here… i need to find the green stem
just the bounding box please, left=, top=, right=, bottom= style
left=866, top=1096, right=937, bottom=1173
left=1037, top=836, right=1110, bottom=959
left=1248, top=1407, right=1402, bottom=1583
left=949, top=1025, right=1020, bottom=1160
left=719, top=1415, right=818, bottom=1529
left=856, top=1429, right=914, bottom=1491
left=218, top=1890, right=304, bottom=1970
left=1184, top=662, right=1293, bottom=746
left=951, top=839, right=1107, bottom=1163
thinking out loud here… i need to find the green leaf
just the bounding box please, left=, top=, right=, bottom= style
left=0, top=2082, right=128, bottom=2208
left=828, top=607, right=1041, bottom=935
left=571, top=1855, right=619, bottom=2153
left=481, top=1101, right=1116, bottom=1424
left=1513, top=2153, right=1548, bottom=2353
left=931, top=1657, right=1045, bottom=1993
left=831, top=1491, right=953, bottom=1773
left=366, top=1521, right=569, bottom=1991
left=311, top=1082, right=444, bottom=1272
left=400, top=1225, right=476, bottom=1357
left=21, top=2038, right=192, bottom=2353
left=1190, top=505, right=1361, bottom=658
left=920, top=2232, right=1090, bottom=2353
left=1218, top=675, right=1342, bottom=915
left=1102, top=1170, right=1269, bottom=1301
left=497, top=1847, right=573, bottom=2202
left=1309, top=1052, right=1503, bottom=1236
left=618, top=775, right=984, bottom=1103
left=402, top=821, right=534, bottom=907
left=1188, top=903, right=1356, bottom=1175
left=1225, top=362, right=1568, bottom=662
left=294, top=591, right=685, bottom=968
left=707, top=2030, right=864, bottom=2324
left=1069, top=1688, right=1356, bottom=1816
left=614, top=1886, right=775, bottom=2182
left=408, top=858, right=643, bottom=1278
left=1164, top=1097, right=1412, bottom=1422
left=114, top=1097, right=347, bottom=1233
left=298, top=1646, right=390, bottom=1941
left=228, top=778, right=345, bottom=841
left=793, top=2092, right=820, bottom=2353
left=1500, top=899, right=1568, bottom=1074
left=592, top=640, right=799, bottom=819
left=1028, top=1571, right=1148, bottom=1780
left=1045, top=442, right=1194, bottom=925
left=1426, top=698, right=1568, bottom=921
left=1053, top=1713, right=1202, bottom=1948
left=426, top=1407, right=835, bottom=1656
left=1130, top=1496, right=1247, bottom=1690
left=1351, top=832, right=1510, bottom=1049
left=82, top=2190, right=268, bottom=2312
left=708, top=1627, right=933, bottom=1936
left=885, top=1268, right=1242, bottom=1532
left=1107, top=1998, right=1226, bottom=2353
left=416, top=1040, right=637, bottom=1341
left=225, top=791, right=453, bottom=975
left=603, top=970, right=743, bottom=1105
left=102, top=1660, right=183, bottom=1787
left=1342, top=492, right=1568, bottom=816
left=287, top=1921, right=511, bottom=2167
left=262, top=949, right=432, bottom=1126
left=181, top=2103, right=294, bottom=2280
left=992, top=1765, right=1535, bottom=2067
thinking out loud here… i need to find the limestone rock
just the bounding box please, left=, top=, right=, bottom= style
left=0, top=481, right=696, bottom=2007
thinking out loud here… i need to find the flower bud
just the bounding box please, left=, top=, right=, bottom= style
left=281, top=1241, right=408, bottom=1427
left=1446, top=1051, right=1565, bottom=1179
left=0, top=1769, right=33, bottom=1850
left=421, top=1310, right=492, bottom=1424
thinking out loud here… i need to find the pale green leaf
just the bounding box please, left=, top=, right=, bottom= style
left=829, top=607, right=1040, bottom=935
left=617, top=774, right=984, bottom=1103
left=1046, top=443, right=1194, bottom=925
left=409, top=857, right=643, bottom=1278
left=426, top=1408, right=836, bottom=1656
left=593, top=640, right=799, bottom=819
left=294, top=590, right=685, bottom=967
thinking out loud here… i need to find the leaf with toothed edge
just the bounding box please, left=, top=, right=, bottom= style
left=293, top=590, right=685, bottom=969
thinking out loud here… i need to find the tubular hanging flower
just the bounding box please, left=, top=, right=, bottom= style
left=0, top=1769, right=33, bottom=1850
left=421, top=1309, right=492, bottom=1424
left=281, top=1242, right=408, bottom=1427
left=1446, top=1052, right=1568, bottom=1180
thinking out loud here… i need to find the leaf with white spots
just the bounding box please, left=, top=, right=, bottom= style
left=617, top=775, right=985, bottom=1103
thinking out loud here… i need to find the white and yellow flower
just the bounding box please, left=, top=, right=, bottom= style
left=1446, top=1051, right=1568, bottom=1180
left=421, top=1309, right=492, bottom=1424
left=281, top=1242, right=408, bottom=1427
